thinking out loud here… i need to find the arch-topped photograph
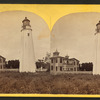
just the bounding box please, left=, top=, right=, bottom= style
left=50, top=12, right=100, bottom=75
left=0, top=11, right=50, bottom=72
left=0, top=10, right=100, bottom=94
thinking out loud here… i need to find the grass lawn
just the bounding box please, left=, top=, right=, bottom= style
left=0, top=71, right=99, bottom=94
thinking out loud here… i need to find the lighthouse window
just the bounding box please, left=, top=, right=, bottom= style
left=27, top=33, right=30, bottom=36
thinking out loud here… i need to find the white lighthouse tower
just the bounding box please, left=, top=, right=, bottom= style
left=93, top=21, right=100, bottom=75
left=20, top=17, right=36, bottom=72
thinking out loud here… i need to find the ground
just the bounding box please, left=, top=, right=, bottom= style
left=0, top=71, right=99, bottom=94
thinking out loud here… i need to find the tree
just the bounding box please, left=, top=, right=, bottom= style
left=35, top=60, right=50, bottom=72
left=79, top=62, right=93, bottom=71
left=6, top=60, right=19, bottom=69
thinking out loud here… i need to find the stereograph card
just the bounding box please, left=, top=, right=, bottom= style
left=0, top=0, right=99, bottom=100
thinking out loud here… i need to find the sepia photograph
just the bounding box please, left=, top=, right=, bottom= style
left=0, top=4, right=100, bottom=95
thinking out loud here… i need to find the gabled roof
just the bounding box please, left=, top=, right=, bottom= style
left=96, top=21, right=100, bottom=26
left=50, top=56, right=64, bottom=59
left=69, top=58, right=79, bottom=62
left=0, top=55, right=6, bottom=59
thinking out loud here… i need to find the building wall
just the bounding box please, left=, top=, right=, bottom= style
left=63, top=59, right=79, bottom=71
left=50, top=57, right=79, bottom=74
left=20, top=29, right=36, bottom=72
left=50, top=57, right=64, bottom=74
left=0, top=57, right=6, bottom=69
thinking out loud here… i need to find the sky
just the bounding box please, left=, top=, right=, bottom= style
left=0, top=11, right=50, bottom=61
left=0, top=11, right=100, bottom=64
left=51, top=12, right=100, bottom=63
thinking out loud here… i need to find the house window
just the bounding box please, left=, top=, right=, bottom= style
left=51, top=59, right=53, bottom=63
left=27, top=33, right=30, bottom=36
left=60, top=66, right=62, bottom=71
left=74, top=68, right=76, bottom=71
left=56, top=58, right=57, bottom=63
left=60, top=58, right=62, bottom=63
left=70, top=68, right=73, bottom=71
left=67, top=60, right=68, bottom=64
left=0, top=65, right=1, bottom=69
left=51, top=66, right=53, bottom=70
left=77, top=62, right=79, bottom=65
left=0, top=58, right=2, bottom=63
left=56, top=66, right=57, bottom=71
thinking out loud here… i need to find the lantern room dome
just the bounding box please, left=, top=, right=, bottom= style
left=96, top=21, right=100, bottom=26
left=96, top=21, right=100, bottom=33
left=22, top=17, right=30, bottom=23
left=22, top=17, right=31, bottom=30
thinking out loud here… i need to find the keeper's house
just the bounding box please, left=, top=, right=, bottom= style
left=0, top=56, right=6, bottom=69
left=50, top=50, right=79, bottom=74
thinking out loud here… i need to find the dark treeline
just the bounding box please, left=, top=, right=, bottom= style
left=5, top=60, right=93, bottom=71
left=79, top=62, right=93, bottom=71
left=5, top=59, right=50, bottom=70
left=6, top=60, right=20, bottom=69
left=36, top=60, right=50, bottom=71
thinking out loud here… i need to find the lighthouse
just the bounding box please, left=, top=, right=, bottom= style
left=93, top=21, right=100, bottom=75
left=20, top=17, right=36, bottom=72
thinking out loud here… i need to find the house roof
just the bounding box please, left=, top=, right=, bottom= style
left=53, top=49, right=59, bottom=55
left=50, top=56, right=79, bottom=62
left=0, top=55, right=6, bottom=59
left=50, top=56, right=64, bottom=59
left=96, top=21, right=100, bottom=26
left=69, top=58, right=79, bottom=62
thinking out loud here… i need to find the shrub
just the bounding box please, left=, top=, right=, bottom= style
left=0, top=72, right=99, bottom=94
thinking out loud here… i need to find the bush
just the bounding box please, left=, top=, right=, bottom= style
left=0, top=72, right=100, bottom=94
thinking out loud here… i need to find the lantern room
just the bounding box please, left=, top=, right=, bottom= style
left=96, top=21, right=100, bottom=33
left=22, top=17, right=31, bottom=29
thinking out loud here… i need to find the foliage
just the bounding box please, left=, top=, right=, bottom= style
left=36, top=60, right=50, bottom=71
left=0, top=72, right=100, bottom=94
left=6, top=60, right=19, bottom=69
left=79, top=62, right=93, bottom=71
